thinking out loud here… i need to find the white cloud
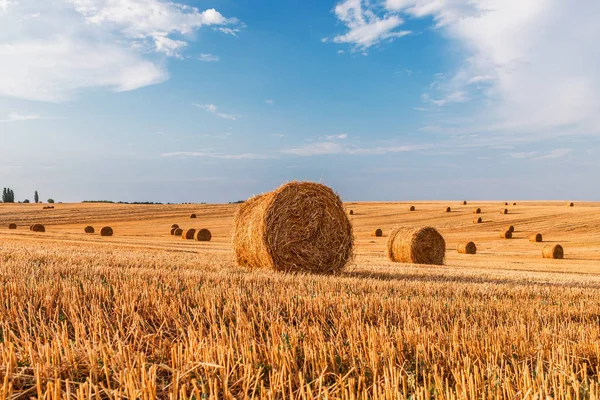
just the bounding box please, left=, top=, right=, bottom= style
left=532, top=148, right=573, bottom=161
left=269, top=133, right=284, bottom=138
left=161, top=151, right=273, bottom=160
left=0, top=112, right=40, bottom=122
left=197, top=53, right=219, bottom=62
left=329, top=0, right=411, bottom=51
left=217, top=27, right=240, bottom=36
left=194, top=103, right=237, bottom=120
left=510, top=151, right=538, bottom=159
left=265, top=99, right=274, bottom=105
left=281, top=141, right=427, bottom=156
left=325, top=133, right=348, bottom=140
left=0, top=0, right=237, bottom=102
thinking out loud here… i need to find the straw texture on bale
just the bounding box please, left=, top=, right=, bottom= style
left=190, top=214, right=197, bottom=219
left=84, top=226, right=94, bottom=234
left=183, top=229, right=196, bottom=240
left=529, top=233, right=543, bottom=242
left=457, top=241, right=476, bottom=255
left=387, top=227, right=445, bottom=265
left=29, top=225, right=34, bottom=231
left=506, top=225, right=515, bottom=233
left=543, top=244, right=563, bottom=259
left=349, top=210, right=354, bottom=215
left=8, top=223, right=16, bottom=229
left=170, top=228, right=176, bottom=235
left=409, top=206, right=416, bottom=211
left=195, top=229, right=212, bottom=242
left=171, top=224, right=179, bottom=229
left=567, top=202, right=574, bottom=207
left=174, top=228, right=183, bottom=236
left=373, top=228, right=383, bottom=237
left=500, top=208, right=508, bottom=214
left=32, top=224, right=45, bottom=233
left=473, top=217, right=482, bottom=224
left=444, top=207, right=451, bottom=212
left=100, top=227, right=113, bottom=237
left=500, top=230, right=512, bottom=239
left=473, top=208, right=481, bottom=214
left=232, top=181, right=354, bottom=274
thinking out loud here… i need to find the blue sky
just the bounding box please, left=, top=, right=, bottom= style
left=1, top=0, right=599, bottom=203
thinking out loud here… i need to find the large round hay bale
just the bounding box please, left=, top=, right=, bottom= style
left=349, top=210, right=354, bottom=215
left=32, top=224, right=45, bottom=233
left=473, top=208, right=481, bottom=214
left=500, top=230, right=512, bottom=239
left=195, top=228, right=212, bottom=241
left=409, top=206, right=416, bottom=211
left=462, top=201, right=467, bottom=205
left=171, top=224, right=179, bottom=229
left=529, top=233, right=543, bottom=242
left=543, top=244, right=563, bottom=259
left=443, top=207, right=451, bottom=213
left=506, top=225, right=515, bottom=233
left=174, top=228, right=183, bottom=236
left=387, top=227, right=445, bottom=265
left=190, top=214, right=197, bottom=219
left=457, top=241, right=476, bottom=254
left=232, top=181, right=354, bottom=274
left=8, top=223, right=17, bottom=229
left=183, top=228, right=196, bottom=240
left=373, top=228, right=383, bottom=237
left=500, top=208, right=508, bottom=214
left=84, top=226, right=94, bottom=234
left=100, top=227, right=113, bottom=237
left=567, top=202, right=574, bottom=207
left=473, top=217, right=482, bottom=224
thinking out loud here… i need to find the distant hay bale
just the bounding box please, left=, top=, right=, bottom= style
left=171, top=224, right=179, bottom=229
left=444, top=207, right=451, bottom=212
left=457, top=241, right=476, bottom=255
left=529, top=233, right=543, bottom=243
left=567, top=202, right=574, bottom=207
left=84, top=226, right=94, bottom=234
left=473, top=208, right=481, bottom=214
left=387, top=226, right=445, bottom=265
left=506, top=225, right=515, bottom=233
left=500, top=230, right=512, bottom=239
left=373, top=228, right=383, bottom=237
left=504, top=202, right=508, bottom=206
left=232, top=181, right=354, bottom=274
left=513, top=202, right=517, bottom=206
left=409, top=206, right=416, bottom=211
left=8, top=223, right=17, bottom=229
left=100, top=227, right=113, bottom=237
left=543, top=244, right=563, bottom=259
left=195, top=229, right=212, bottom=242
left=473, top=217, right=482, bottom=224
left=190, top=214, right=197, bottom=219
left=32, top=224, right=45, bottom=233
left=462, top=201, right=467, bottom=205
left=500, top=208, right=508, bottom=214
left=30, top=225, right=34, bottom=231
left=174, top=228, right=183, bottom=236
left=183, top=228, right=196, bottom=240
left=349, top=210, right=354, bottom=215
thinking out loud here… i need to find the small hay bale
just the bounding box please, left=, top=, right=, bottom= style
left=171, top=224, right=179, bottom=229
left=8, top=223, right=17, bottom=229
left=444, top=207, right=451, bottom=213
left=473, top=208, right=481, bottom=214
left=529, top=233, right=543, bottom=242
left=473, top=217, right=482, bottom=224
left=190, top=214, right=197, bottom=219
left=543, top=244, right=563, bottom=259
left=100, top=227, right=113, bottom=237
left=409, top=206, right=416, bottom=211
left=195, top=229, right=212, bottom=242
left=349, top=210, right=354, bottom=215
left=506, top=225, right=515, bottom=233
left=500, top=230, right=512, bottom=239
left=500, top=208, right=508, bottom=214
left=387, top=226, right=445, bottom=265
left=457, top=241, right=476, bottom=255
left=30, top=225, right=34, bottom=231
left=567, top=202, right=574, bottom=207
left=504, top=202, right=508, bottom=206
left=183, top=228, right=196, bottom=240
left=373, top=228, right=383, bottom=237
left=462, top=201, right=467, bottom=205
left=32, top=224, right=45, bottom=233
left=512, top=202, right=517, bottom=206
left=232, top=181, right=354, bottom=274
left=170, top=228, right=176, bottom=235
left=84, top=226, right=94, bottom=234
left=174, top=228, right=183, bottom=236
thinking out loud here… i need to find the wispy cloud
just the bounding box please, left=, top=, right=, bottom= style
left=269, top=133, right=284, bottom=138
left=510, top=151, right=538, bottom=159
left=161, top=151, right=274, bottom=160
left=281, top=141, right=427, bottom=156
left=325, top=133, right=348, bottom=140
left=0, top=112, right=40, bottom=122
left=532, top=148, right=573, bottom=160
left=265, top=99, right=274, bottom=105
left=217, top=27, right=241, bottom=36
left=194, top=103, right=237, bottom=120
left=197, top=53, right=219, bottom=62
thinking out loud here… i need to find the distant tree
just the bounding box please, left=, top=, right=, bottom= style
left=34, top=191, right=39, bottom=204
left=9, top=189, right=14, bottom=203
left=2, top=188, right=6, bottom=203
left=23, top=199, right=30, bottom=203
left=2, top=188, right=15, bottom=203
left=47, top=198, right=55, bottom=203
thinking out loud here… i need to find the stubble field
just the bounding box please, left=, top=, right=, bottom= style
left=1, top=201, right=600, bottom=399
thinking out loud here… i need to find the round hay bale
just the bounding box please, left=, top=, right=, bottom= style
left=529, top=233, right=543, bottom=242
left=84, top=226, right=94, bottom=234
left=500, top=208, right=508, bottom=214
left=100, top=227, right=113, bottom=237
left=567, top=202, right=574, bottom=207
left=444, top=207, right=451, bottom=213
left=195, top=228, right=212, bottom=241
left=500, top=230, right=512, bottom=239
left=473, top=208, right=481, bottom=214
left=182, top=228, right=196, bottom=240
left=387, top=227, right=445, bottom=265
left=32, top=224, right=45, bottom=233
left=171, top=224, right=179, bottom=229
left=543, top=244, right=563, bottom=259
left=30, top=225, right=34, bottom=231
left=170, top=228, right=176, bottom=235
left=373, top=228, right=383, bottom=237
left=512, top=202, right=517, bottom=206
left=232, top=181, right=354, bottom=274
left=174, top=228, right=183, bottom=236
left=506, top=225, right=515, bottom=233
left=409, top=206, right=416, bottom=211
left=349, top=210, right=354, bottom=215
left=473, top=217, right=482, bottom=224
left=504, top=202, right=508, bottom=206
left=457, top=241, right=476, bottom=255
left=8, top=223, right=17, bottom=229
left=462, top=201, right=467, bottom=205
left=190, top=214, right=197, bottom=219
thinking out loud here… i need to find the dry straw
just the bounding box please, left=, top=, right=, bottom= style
left=84, top=226, right=94, bottom=234
left=373, top=228, right=383, bottom=237
left=473, top=217, right=482, bottom=224
left=444, top=207, right=451, bottom=212
left=232, top=181, right=354, bottom=274
left=196, top=229, right=212, bottom=241
left=183, top=229, right=196, bottom=240
left=32, top=224, right=45, bottom=233
left=100, top=227, right=113, bottom=237
left=174, top=228, right=183, bottom=236
left=8, top=223, right=16, bottom=229
left=500, top=208, right=508, bottom=214
left=409, top=206, right=416, bottom=211
left=457, top=241, right=476, bottom=255
left=500, top=230, right=512, bottom=239
left=543, top=244, right=563, bottom=259
left=190, top=214, right=197, bottom=219
left=387, top=226, right=445, bottom=265
left=529, top=233, right=543, bottom=242
left=473, top=208, right=481, bottom=214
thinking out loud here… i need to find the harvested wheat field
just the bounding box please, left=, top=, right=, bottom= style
left=1, top=200, right=600, bottom=399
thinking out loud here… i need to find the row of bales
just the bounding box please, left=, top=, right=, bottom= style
left=170, top=224, right=212, bottom=241
left=7, top=223, right=113, bottom=236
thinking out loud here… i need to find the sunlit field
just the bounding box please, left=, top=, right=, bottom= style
left=1, top=201, right=600, bottom=399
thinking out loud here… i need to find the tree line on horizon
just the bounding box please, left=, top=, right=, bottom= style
left=1, top=189, right=53, bottom=204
